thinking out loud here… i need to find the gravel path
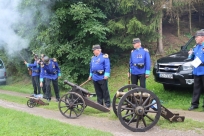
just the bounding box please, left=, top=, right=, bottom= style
left=0, top=90, right=204, bottom=136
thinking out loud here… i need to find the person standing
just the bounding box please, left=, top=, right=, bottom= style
left=88, top=44, right=111, bottom=108
left=24, top=54, right=41, bottom=95
left=39, top=54, right=46, bottom=96
left=40, top=56, right=61, bottom=102
left=188, top=30, right=204, bottom=111
left=128, top=38, right=151, bottom=88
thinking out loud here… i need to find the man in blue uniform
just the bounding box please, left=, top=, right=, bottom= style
left=88, top=44, right=111, bottom=108
left=24, top=54, right=41, bottom=95
left=128, top=38, right=151, bottom=88
left=188, top=30, right=204, bottom=111
left=40, top=54, right=46, bottom=96
left=40, top=56, right=61, bottom=102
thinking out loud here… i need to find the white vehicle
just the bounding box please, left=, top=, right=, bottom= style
left=0, top=59, right=6, bottom=85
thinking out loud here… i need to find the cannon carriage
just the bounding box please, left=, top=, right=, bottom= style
left=112, top=84, right=185, bottom=132
left=58, top=80, right=110, bottom=119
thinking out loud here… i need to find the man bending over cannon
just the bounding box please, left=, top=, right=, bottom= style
left=88, top=44, right=111, bottom=108
left=40, top=56, right=61, bottom=102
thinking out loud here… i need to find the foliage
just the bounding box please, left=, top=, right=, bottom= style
left=17, top=1, right=110, bottom=86
left=1, top=0, right=204, bottom=88
left=105, top=0, right=163, bottom=50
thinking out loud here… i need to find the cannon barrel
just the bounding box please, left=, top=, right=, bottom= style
left=116, top=91, right=150, bottom=98
left=64, top=80, right=90, bottom=94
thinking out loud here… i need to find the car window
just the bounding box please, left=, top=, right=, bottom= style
left=0, top=60, right=4, bottom=69
left=186, top=37, right=196, bottom=50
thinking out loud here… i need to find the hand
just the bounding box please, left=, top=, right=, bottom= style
left=88, top=76, right=92, bottom=80
left=188, top=48, right=193, bottom=55
left=145, top=74, right=149, bottom=78
left=104, top=76, right=108, bottom=80
left=40, top=82, right=43, bottom=87
left=24, top=61, right=27, bottom=65
left=127, top=72, right=130, bottom=77
left=58, top=76, right=61, bottom=79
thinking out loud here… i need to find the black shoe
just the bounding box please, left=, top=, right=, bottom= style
left=188, top=106, right=198, bottom=111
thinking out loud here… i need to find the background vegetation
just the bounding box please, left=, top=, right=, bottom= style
left=1, top=0, right=204, bottom=88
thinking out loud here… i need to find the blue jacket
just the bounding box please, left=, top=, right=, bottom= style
left=27, top=61, right=40, bottom=77
left=189, top=43, right=204, bottom=75
left=129, top=47, right=151, bottom=75
left=40, top=59, right=61, bottom=81
left=89, top=53, right=110, bottom=81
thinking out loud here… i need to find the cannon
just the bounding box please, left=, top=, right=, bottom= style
left=26, top=94, right=49, bottom=108
left=58, top=80, right=110, bottom=119
left=112, top=84, right=185, bottom=132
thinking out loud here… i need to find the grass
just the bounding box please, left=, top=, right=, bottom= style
left=0, top=106, right=112, bottom=136
left=0, top=56, right=204, bottom=131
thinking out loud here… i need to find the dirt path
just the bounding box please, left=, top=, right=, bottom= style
left=0, top=90, right=204, bottom=136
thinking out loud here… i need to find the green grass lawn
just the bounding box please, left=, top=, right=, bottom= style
left=0, top=106, right=112, bottom=136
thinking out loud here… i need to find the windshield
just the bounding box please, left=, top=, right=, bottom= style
left=0, top=60, right=4, bottom=69
left=182, top=36, right=196, bottom=50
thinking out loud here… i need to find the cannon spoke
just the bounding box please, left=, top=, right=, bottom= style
left=131, top=93, right=139, bottom=106
left=72, top=109, right=79, bottom=117
left=127, top=114, right=136, bottom=125
left=125, top=99, right=135, bottom=107
left=141, top=116, right=147, bottom=127
left=136, top=115, right=140, bottom=128
left=144, top=114, right=154, bottom=122
left=59, top=92, right=85, bottom=119
left=139, top=92, right=143, bottom=105
left=63, top=108, right=70, bottom=115
left=144, top=110, right=158, bottom=113
left=144, top=101, right=156, bottom=109
left=142, top=96, right=150, bottom=106
left=122, top=111, right=134, bottom=119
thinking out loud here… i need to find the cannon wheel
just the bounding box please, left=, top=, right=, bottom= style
left=58, top=92, right=85, bottom=119
left=27, top=99, right=36, bottom=108
left=117, top=88, right=161, bottom=132
left=112, top=84, right=140, bottom=116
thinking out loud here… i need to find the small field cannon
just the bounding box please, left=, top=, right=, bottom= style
left=26, top=94, right=49, bottom=108
left=112, top=84, right=185, bottom=132
left=58, top=80, right=110, bottom=119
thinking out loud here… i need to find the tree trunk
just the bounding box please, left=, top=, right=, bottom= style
left=158, top=12, right=163, bottom=54
left=198, top=3, right=202, bottom=27
left=177, top=11, right=180, bottom=37
left=188, top=1, right=192, bottom=35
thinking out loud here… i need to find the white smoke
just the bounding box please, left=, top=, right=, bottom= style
left=0, top=0, right=28, bottom=54
left=0, top=0, right=55, bottom=55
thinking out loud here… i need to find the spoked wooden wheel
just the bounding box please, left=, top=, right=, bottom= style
left=112, top=84, right=141, bottom=116
left=58, top=92, right=85, bottom=119
left=117, top=88, right=161, bottom=132
left=27, top=99, right=36, bottom=108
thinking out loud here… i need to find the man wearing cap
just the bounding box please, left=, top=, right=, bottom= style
left=40, top=56, right=61, bottom=102
left=188, top=30, right=204, bottom=111
left=128, top=38, right=151, bottom=88
left=88, top=44, right=111, bottom=108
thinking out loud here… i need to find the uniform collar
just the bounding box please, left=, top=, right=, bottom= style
left=135, top=47, right=142, bottom=50
left=95, top=52, right=102, bottom=57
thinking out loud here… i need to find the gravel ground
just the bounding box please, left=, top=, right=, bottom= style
left=0, top=90, right=204, bottom=136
